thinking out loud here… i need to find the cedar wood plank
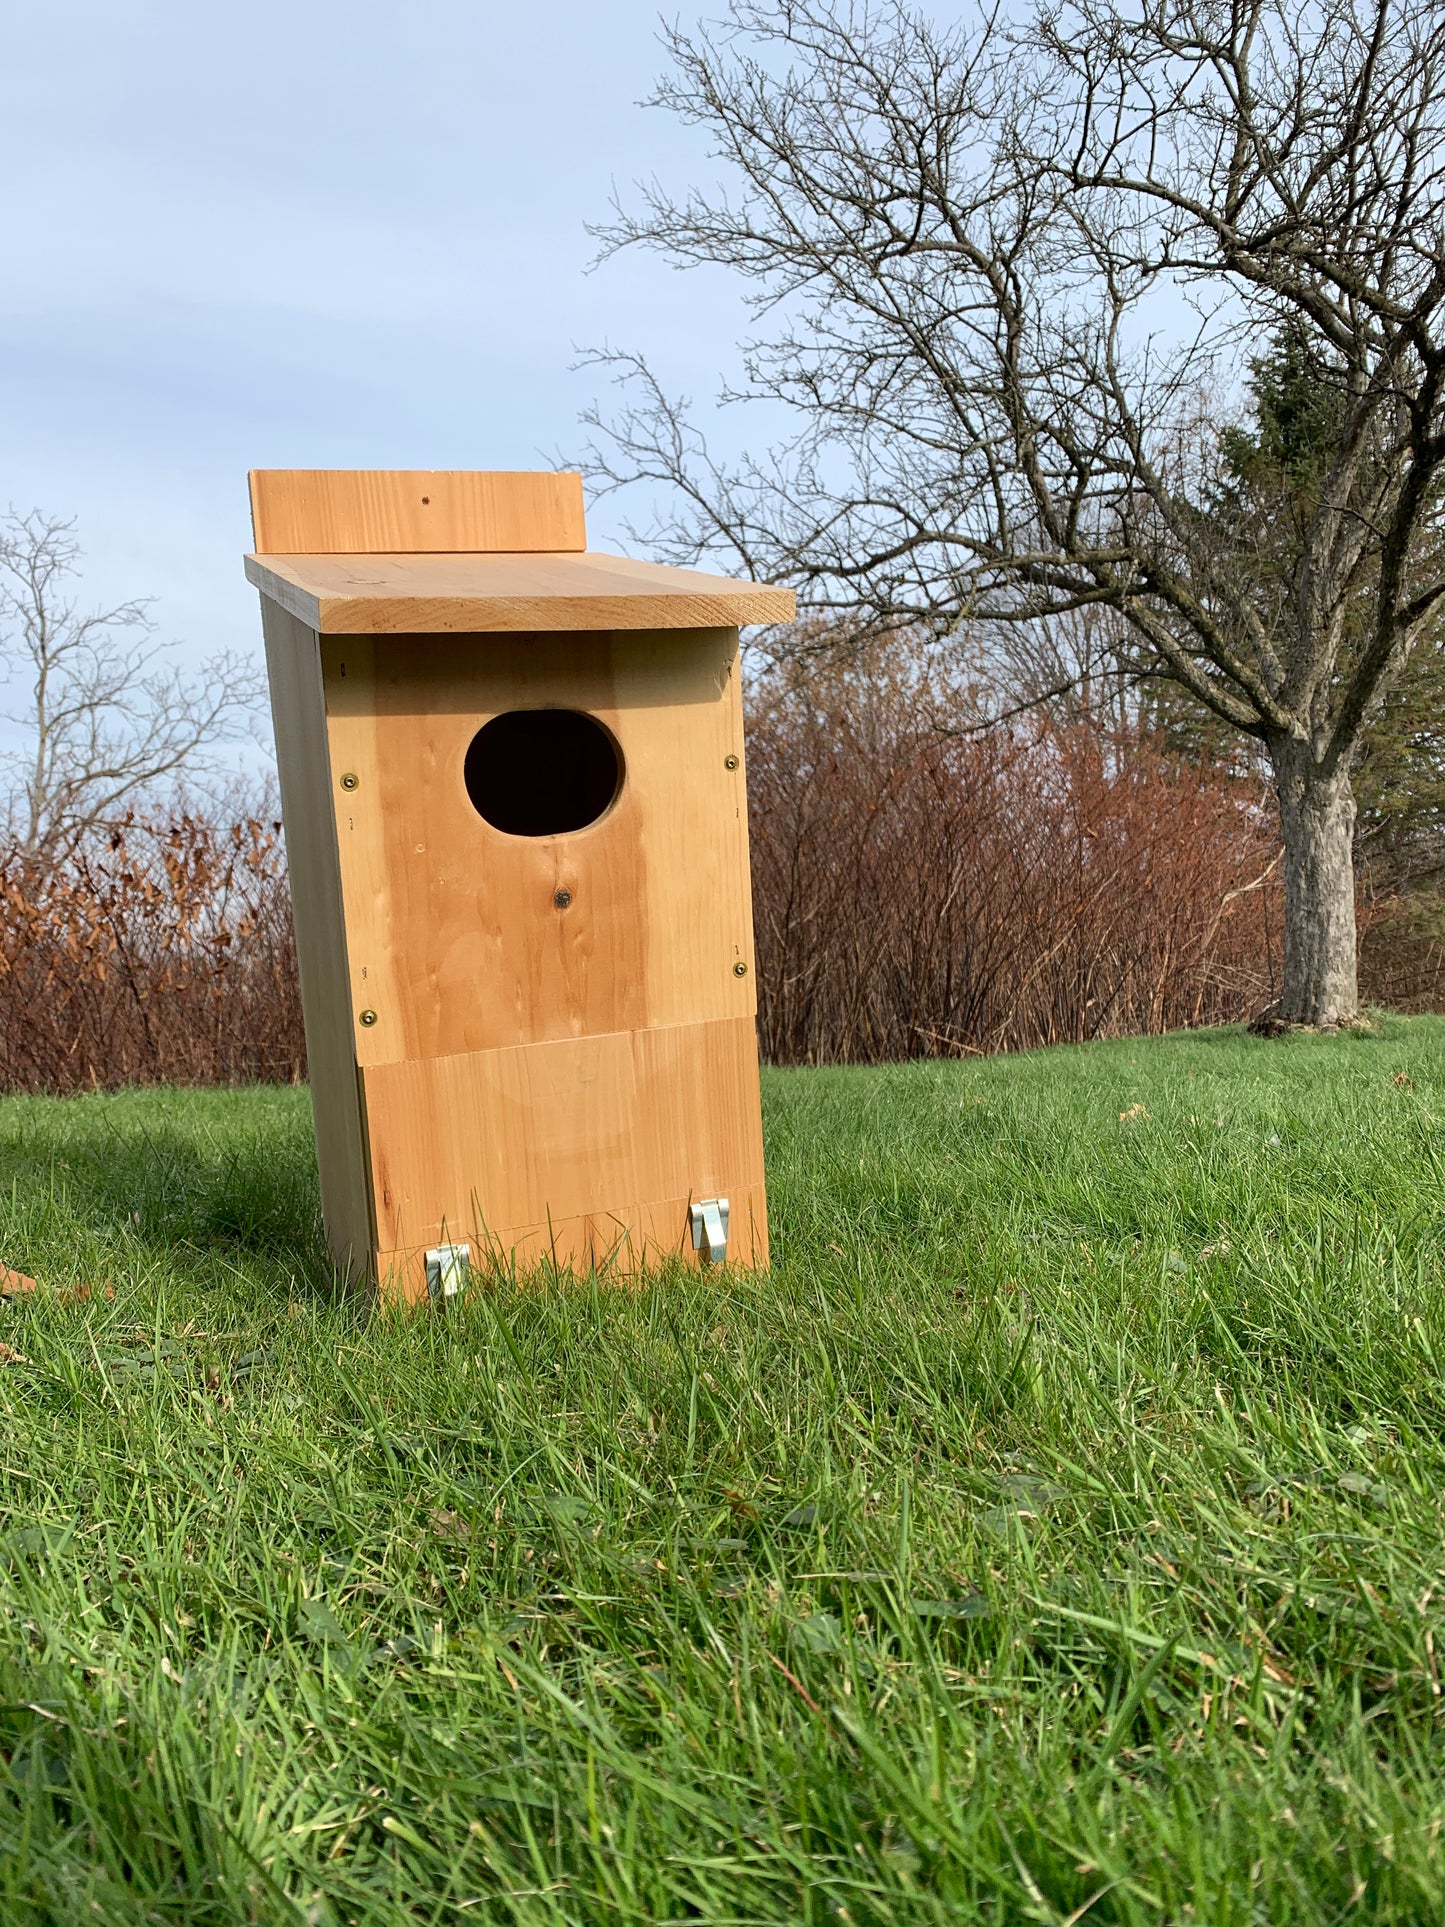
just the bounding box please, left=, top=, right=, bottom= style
left=249, top=469, right=586, bottom=555
left=244, top=549, right=795, bottom=633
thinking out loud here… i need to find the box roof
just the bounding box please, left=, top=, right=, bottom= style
left=245, top=548, right=796, bottom=635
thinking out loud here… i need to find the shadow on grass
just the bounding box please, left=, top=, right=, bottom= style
left=0, top=1089, right=344, bottom=1302
left=1174, top=1012, right=1406, bottom=1052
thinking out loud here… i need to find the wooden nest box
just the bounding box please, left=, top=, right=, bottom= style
left=246, top=469, right=794, bottom=1301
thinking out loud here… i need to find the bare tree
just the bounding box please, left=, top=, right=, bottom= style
left=586, top=0, right=1445, bottom=1029
left=0, top=510, right=265, bottom=862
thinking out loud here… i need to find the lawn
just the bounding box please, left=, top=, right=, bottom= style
left=1, top=1021, right=1445, bottom=1922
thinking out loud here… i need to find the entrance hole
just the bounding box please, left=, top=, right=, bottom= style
left=463, top=709, right=622, bottom=837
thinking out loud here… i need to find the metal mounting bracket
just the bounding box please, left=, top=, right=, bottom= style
left=689, top=1197, right=730, bottom=1266
left=424, top=1241, right=471, bottom=1301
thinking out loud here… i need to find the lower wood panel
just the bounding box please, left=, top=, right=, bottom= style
left=360, top=1015, right=768, bottom=1290
left=377, top=1184, right=769, bottom=1301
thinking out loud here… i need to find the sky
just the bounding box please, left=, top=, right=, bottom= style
left=0, top=0, right=758, bottom=767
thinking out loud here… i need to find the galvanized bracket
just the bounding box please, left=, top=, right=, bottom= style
left=424, top=1241, right=471, bottom=1301
left=689, top=1197, right=730, bottom=1266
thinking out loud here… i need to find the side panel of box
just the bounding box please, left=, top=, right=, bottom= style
left=361, top=1014, right=768, bottom=1296
left=259, top=601, right=375, bottom=1283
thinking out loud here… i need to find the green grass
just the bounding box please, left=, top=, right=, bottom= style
left=1, top=1022, right=1445, bottom=1921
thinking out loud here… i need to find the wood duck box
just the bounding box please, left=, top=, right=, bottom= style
left=245, top=469, right=793, bottom=1300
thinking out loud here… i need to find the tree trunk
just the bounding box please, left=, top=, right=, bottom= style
left=1263, top=739, right=1359, bottom=1029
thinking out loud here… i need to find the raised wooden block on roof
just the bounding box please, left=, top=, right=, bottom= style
left=246, top=468, right=793, bottom=634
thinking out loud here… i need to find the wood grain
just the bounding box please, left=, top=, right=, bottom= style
left=377, top=1185, right=770, bottom=1300
left=322, top=626, right=755, bottom=1067
left=361, top=1017, right=768, bottom=1288
left=249, top=470, right=585, bottom=555
left=244, top=549, right=796, bottom=634
left=258, top=601, right=375, bottom=1284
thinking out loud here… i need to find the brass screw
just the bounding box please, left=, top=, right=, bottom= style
left=359, top=1008, right=378, bottom=1027
left=724, top=754, right=739, bottom=770
left=340, top=772, right=359, bottom=791
left=733, top=961, right=749, bottom=977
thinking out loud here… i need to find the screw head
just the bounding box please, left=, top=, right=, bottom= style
left=733, top=961, right=749, bottom=978
left=339, top=772, right=359, bottom=791
left=553, top=888, right=573, bottom=909
left=724, top=754, right=740, bottom=770
left=358, top=1008, right=378, bottom=1027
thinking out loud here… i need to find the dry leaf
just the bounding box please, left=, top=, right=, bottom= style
left=0, top=1265, right=36, bottom=1297
left=0, top=1342, right=28, bottom=1364
left=1119, top=1104, right=1150, bottom=1123
left=428, top=1507, right=473, bottom=1544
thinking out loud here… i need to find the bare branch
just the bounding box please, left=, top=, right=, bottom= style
left=0, top=510, right=267, bottom=862
left=583, top=0, right=1445, bottom=1025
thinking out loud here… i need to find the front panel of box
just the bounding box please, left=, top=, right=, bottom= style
left=316, top=623, right=765, bottom=1285
left=321, top=626, right=754, bottom=1063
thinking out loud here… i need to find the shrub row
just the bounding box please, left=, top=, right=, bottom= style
left=0, top=815, right=302, bottom=1093
left=1, top=668, right=1437, bottom=1090
left=746, top=658, right=1283, bottom=1062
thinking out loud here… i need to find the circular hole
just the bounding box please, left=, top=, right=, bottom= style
left=464, top=709, right=622, bottom=837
